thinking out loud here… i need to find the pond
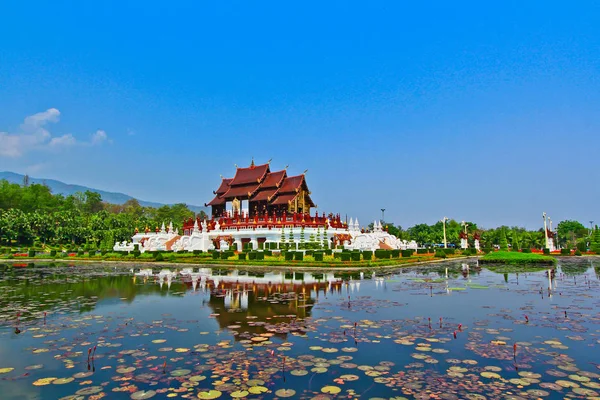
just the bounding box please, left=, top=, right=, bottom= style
left=0, top=258, right=599, bottom=399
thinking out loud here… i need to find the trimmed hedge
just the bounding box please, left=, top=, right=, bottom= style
left=285, top=252, right=294, bottom=261
left=28, top=249, right=36, bottom=257
left=212, top=252, right=219, bottom=260
left=351, top=252, right=361, bottom=262
left=314, top=252, right=324, bottom=261
left=560, top=248, right=570, bottom=255
left=434, top=249, right=447, bottom=258
left=255, top=252, right=265, bottom=260
left=401, top=249, right=412, bottom=257
left=50, top=250, right=57, bottom=257
left=362, top=250, right=373, bottom=261
left=193, top=250, right=202, bottom=255
left=543, top=248, right=550, bottom=255
left=391, top=249, right=400, bottom=258
left=294, top=252, right=304, bottom=261
left=374, top=249, right=391, bottom=259
left=443, top=248, right=455, bottom=255
left=341, top=253, right=351, bottom=262
left=248, top=252, right=256, bottom=260
left=238, top=253, right=247, bottom=260
left=416, top=248, right=429, bottom=254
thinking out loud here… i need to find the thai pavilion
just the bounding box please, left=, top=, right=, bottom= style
left=114, top=161, right=418, bottom=253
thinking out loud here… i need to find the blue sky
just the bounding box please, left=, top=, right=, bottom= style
left=0, top=1, right=598, bottom=229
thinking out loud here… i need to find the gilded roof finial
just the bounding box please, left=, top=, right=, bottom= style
left=284, top=164, right=289, bottom=170
left=250, top=157, right=255, bottom=167
left=267, top=158, right=272, bottom=164
left=303, top=169, right=308, bottom=175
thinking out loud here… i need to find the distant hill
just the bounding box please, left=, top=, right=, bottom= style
left=0, top=171, right=208, bottom=214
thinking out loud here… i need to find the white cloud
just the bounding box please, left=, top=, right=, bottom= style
left=0, top=108, right=109, bottom=158
left=49, top=134, right=77, bottom=147
left=91, top=129, right=107, bottom=144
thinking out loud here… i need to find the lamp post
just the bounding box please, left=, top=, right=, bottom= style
left=543, top=212, right=549, bottom=249
left=442, top=217, right=449, bottom=249
left=590, top=220, right=594, bottom=236
left=381, top=209, right=386, bottom=223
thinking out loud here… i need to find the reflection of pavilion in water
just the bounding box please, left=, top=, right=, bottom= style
left=134, top=268, right=362, bottom=339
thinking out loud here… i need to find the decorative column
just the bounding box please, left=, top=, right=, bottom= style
left=460, top=221, right=469, bottom=249
left=543, top=212, right=549, bottom=249
left=442, top=217, right=449, bottom=249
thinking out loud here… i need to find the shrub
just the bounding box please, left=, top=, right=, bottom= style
left=193, top=250, right=202, bottom=255
left=264, top=250, right=273, bottom=256
left=314, top=252, right=324, bottom=261
left=575, top=250, right=582, bottom=256
left=362, top=250, right=373, bottom=261
left=212, top=252, right=220, bottom=260
left=401, top=249, right=412, bottom=258
left=294, top=252, right=304, bottom=261
left=248, top=252, right=257, bottom=260
left=351, top=252, right=361, bottom=262
left=374, top=250, right=391, bottom=259
left=560, top=248, right=570, bottom=255
left=416, top=248, right=428, bottom=254
left=77, top=250, right=84, bottom=256
left=543, top=248, right=550, bottom=255
left=391, top=249, right=400, bottom=258
left=341, top=253, right=351, bottom=262
left=28, top=249, right=35, bottom=257
left=50, top=249, right=57, bottom=257
left=285, top=252, right=294, bottom=261
left=521, top=248, right=532, bottom=253
left=132, top=250, right=141, bottom=258
left=443, top=248, right=455, bottom=255
left=238, top=253, right=247, bottom=260
left=434, top=249, right=447, bottom=258
left=324, top=249, right=333, bottom=256
left=256, top=252, right=265, bottom=260
left=155, top=253, right=164, bottom=261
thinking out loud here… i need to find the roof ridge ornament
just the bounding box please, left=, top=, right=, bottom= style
left=250, top=157, right=255, bottom=168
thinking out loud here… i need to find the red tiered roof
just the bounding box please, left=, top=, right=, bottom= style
left=270, top=193, right=299, bottom=205
left=251, top=188, right=278, bottom=202
left=205, top=162, right=316, bottom=212
left=261, top=170, right=286, bottom=188
left=229, top=163, right=270, bottom=186
left=222, top=183, right=262, bottom=200
left=214, top=178, right=232, bottom=195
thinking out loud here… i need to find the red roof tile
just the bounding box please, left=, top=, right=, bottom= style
left=261, top=170, right=286, bottom=188
left=251, top=188, right=278, bottom=202
left=278, top=175, right=304, bottom=193
left=229, top=163, right=269, bottom=186
left=215, top=178, right=232, bottom=195
left=270, top=193, right=298, bottom=205
left=207, top=194, right=225, bottom=206
left=222, top=183, right=262, bottom=199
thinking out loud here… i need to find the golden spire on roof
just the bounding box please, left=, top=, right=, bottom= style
left=250, top=157, right=255, bottom=167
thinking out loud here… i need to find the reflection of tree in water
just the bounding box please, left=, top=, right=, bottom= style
left=0, top=265, right=186, bottom=325
left=559, top=259, right=594, bottom=276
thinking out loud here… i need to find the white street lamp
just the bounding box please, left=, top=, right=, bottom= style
left=441, top=217, right=449, bottom=249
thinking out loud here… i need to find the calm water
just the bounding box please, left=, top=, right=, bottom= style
left=0, top=259, right=599, bottom=400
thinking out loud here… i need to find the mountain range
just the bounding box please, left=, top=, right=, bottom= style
left=0, top=171, right=208, bottom=214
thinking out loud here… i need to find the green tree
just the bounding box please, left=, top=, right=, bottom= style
left=591, top=226, right=600, bottom=254
left=557, top=220, right=588, bottom=249
left=499, top=228, right=509, bottom=251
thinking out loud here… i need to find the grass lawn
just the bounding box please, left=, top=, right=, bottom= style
left=479, top=251, right=556, bottom=265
